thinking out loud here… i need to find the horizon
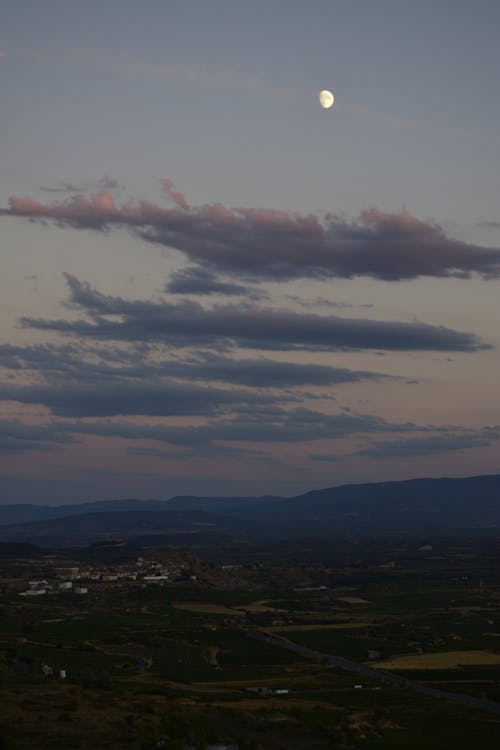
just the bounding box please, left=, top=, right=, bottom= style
left=2, top=1, right=500, bottom=505
left=1, top=469, right=498, bottom=508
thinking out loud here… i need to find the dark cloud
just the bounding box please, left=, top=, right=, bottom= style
left=0, top=341, right=161, bottom=383
left=3, top=412, right=496, bottom=464
left=160, top=354, right=396, bottom=388
left=0, top=343, right=86, bottom=374
left=21, top=275, right=489, bottom=353
left=171, top=443, right=270, bottom=460
left=97, top=175, right=121, bottom=190
left=0, top=419, right=73, bottom=455
left=65, top=408, right=421, bottom=447
left=0, top=436, right=50, bottom=455
left=0, top=379, right=281, bottom=418
left=166, top=265, right=262, bottom=297
left=39, top=175, right=121, bottom=194
left=308, top=453, right=346, bottom=462
left=476, top=221, right=500, bottom=229
left=39, top=183, right=85, bottom=194
left=3, top=182, right=500, bottom=281
left=286, top=295, right=374, bottom=310
left=126, top=446, right=171, bottom=458
left=355, top=433, right=494, bottom=458
left=0, top=341, right=397, bottom=391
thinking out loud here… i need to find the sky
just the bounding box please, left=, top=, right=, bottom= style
left=1, top=0, right=500, bottom=505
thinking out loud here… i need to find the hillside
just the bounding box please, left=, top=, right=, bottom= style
left=0, top=474, right=498, bottom=547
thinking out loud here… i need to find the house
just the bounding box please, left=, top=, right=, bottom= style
left=143, top=574, right=169, bottom=584
left=244, top=686, right=289, bottom=696
left=20, top=588, right=47, bottom=596
left=28, top=580, right=48, bottom=590
left=245, top=686, right=272, bottom=696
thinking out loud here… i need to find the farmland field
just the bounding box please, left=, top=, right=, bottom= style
left=2, top=536, right=500, bottom=748
left=373, top=650, right=500, bottom=670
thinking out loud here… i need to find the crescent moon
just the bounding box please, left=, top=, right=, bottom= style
left=319, top=89, right=334, bottom=109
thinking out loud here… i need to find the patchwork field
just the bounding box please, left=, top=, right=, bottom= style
left=171, top=601, right=245, bottom=616
left=269, top=621, right=373, bottom=631
left=373, top=650, right=500, bottom=670
left=2, top=537, right=500, bottom=748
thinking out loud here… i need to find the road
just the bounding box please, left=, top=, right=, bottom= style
left=249, top=629, right=500, bottom=715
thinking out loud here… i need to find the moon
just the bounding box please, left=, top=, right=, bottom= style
left=319, top=89, right=334, bottom=109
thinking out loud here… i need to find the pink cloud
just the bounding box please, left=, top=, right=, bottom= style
left=3, top=181, right=500, bottom=281
left=360, top=208, right=427, bottom=232
left=160, top=179, right=189, bottom=210
left=8, top=192, right=119, bottom=227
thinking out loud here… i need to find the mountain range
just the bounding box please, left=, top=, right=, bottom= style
left=0, top=473, right=499, bottom=547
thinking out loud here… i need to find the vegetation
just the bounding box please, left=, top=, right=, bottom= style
left=1, top=536, right=500, bottom=748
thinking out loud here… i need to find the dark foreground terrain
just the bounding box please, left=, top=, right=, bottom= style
left=2, top=535, right=500, bottom=749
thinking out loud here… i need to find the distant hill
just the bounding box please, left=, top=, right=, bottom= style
left=0, top=542, right=45, bottom=558
left=0, top=474, right=499, bottom=547
left=0, top=498, right=167, bottom=527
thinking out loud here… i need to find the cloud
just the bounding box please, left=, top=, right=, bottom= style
left=0, top=378, right=282, bottom=418
left=7, top=46, right=299, bottom=102
left=166, top=266, right=262, bottom=297
left=3, top=183, right=500, bottom=282
left=0, top=52, right=6, bottom=60
left=0, top=342, right=86, bottom=374
left=3, top=410, right=496, bottom=464
left=132, top=442, right=271, bottom=461
left=338, top=102, right=500, bottom=146
left=0, top=340, right=400, bottom=394
left=71, top=48, right=300, bottom=101
left=160, top=178, right=189, bottom=210
left=355, top=433, right=496, bottom=458
left=39, top=184, right=84, bottom=194
left=64, top=408, right=421, bottom=447
left=98, top=175, right=120, bottom=190
left=39, top=175, right=121, bottom=194
left=338, top=103, right=420, bottom=130
left=159, top=353, right=396, bottom=388
left=20, top=274, right=488, bottom=353
left=286, top=295, right=374, bottom=310
left=0, top=419, right=73, bottom=455
left=307, top=453, right=346, bottom=462
left=127, top=446, right=171, bottom=459
left=477, top=221, right=500, bottom=230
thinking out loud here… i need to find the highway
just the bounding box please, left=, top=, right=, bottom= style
left=249, top=629, right=500, bottom=715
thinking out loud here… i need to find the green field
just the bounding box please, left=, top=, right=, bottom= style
left=2, top=538, right=500, bottom=748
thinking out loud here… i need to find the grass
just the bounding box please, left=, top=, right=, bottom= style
left=3, top=543, right=500, bottom=748
left=280, top=626, right=412, bottom=661
left=270, top=621, right=373, bottom=631
left=360, top=710, right=500, bottom=749
left=151, top=628, right=304, bottom=683
left=374, top=650, right=500, bottom=670
left=171, top=601, right=245, bottom=616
